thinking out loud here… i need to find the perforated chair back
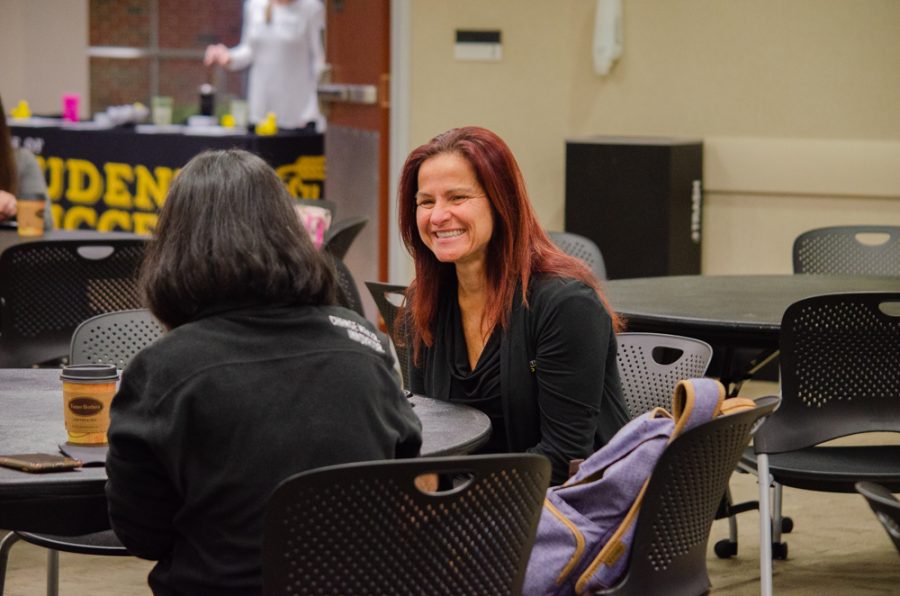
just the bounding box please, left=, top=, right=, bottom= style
left=69, top=309, right=165, bottom=369
left=793, top=225, right=900, bottom=276
left=855, top=481, right=900, bottom=554
left=262, top=454, right=551, bottom=596
left=1, top=304, right=156, bottom=590
left=755, top=292, right=900, bottom=455
left=616, top=332, right=713, bottom=419
left=330, top=255, right=365, bottom=317
left=323, top=215, right=368, bottom=260
left=365, top=281, right=409, bottom=388
left=548, top=230, right=607, bottom=280
left=0, top=238, right=147, bottom=367
left=604, top=396, right=780, bottom=595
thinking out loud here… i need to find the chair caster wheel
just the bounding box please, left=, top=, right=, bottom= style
left=772, top=542, right=788, bottom=560
left=781, top=516, right=794, bottom=533
left=714, top=539, right=737, bottom=559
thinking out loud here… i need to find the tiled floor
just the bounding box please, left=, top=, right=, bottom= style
left=2, top=381, right=898, bottom=595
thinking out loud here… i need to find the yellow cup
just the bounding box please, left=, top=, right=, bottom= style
left=16, top=196, right=45, bottom=237
left=61, top=364, right=119, bottom=444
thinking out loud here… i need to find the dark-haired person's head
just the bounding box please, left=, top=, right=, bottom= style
left=141, top=149, right=337, bottom=328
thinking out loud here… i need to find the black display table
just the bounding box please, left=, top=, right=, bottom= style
left=10, top=124, right=324, bottom=234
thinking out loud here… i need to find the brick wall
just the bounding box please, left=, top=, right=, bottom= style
left=89, top=0, right=243, bottom=118
left=90, top=57, right=151, bottom=111
left=90, top=0, right=151, bottom=47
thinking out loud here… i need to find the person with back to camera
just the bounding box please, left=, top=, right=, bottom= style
left=204, top=0, right=325, bottom=132
left=105, top=149, right=421, bottom=595
left=398, top=126, right=629, bottom=486
left=0, top=94, right=52, bottom=229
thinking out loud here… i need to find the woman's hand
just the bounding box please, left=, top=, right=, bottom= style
left=0, top=190, right=17, bottom=222
left=203, top=44, right=231, bottom=67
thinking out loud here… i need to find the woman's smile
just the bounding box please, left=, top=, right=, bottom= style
left=416, top=152, right=494, bottom=267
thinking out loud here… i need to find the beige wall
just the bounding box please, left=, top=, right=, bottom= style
left=5, top=1, right=899, bottom=276
left=0, top=0, right=89, bottom=118
left=408, top=0, right=900, bottom=275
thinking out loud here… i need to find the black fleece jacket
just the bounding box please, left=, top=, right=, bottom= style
left=106, top=303, right=422, bottom=595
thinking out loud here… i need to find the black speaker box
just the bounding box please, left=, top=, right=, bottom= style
left=564, top=136, right=703, bottom=279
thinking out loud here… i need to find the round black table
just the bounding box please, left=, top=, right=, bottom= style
left=604, top=274, right=900, bottom=350
left=0, top=369, right=490, bottom=533
left=408, top=394, right=491, bottom=457
left=604, top=274, right=900, bottom=393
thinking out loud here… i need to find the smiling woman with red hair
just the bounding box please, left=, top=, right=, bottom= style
left=398, top=126, right=628, bottom=484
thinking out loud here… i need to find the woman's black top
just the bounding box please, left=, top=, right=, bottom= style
left=446, top=300, right=508, bottom=453
left=410, top=275, right=628, bottom=484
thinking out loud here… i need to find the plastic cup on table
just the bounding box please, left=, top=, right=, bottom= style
left=62, top=93, right=80, bottom=122
left=230, top=99, right=249, bottom=129
left=151, top=96, right=174, bottom=126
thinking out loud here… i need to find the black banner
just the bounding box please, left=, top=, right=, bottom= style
left=11, top=125, right=324, bottom=234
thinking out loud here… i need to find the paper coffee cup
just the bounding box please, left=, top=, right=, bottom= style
left=61, top=364, right=119, bottom=444
left=16, top=196, right=45, bottom=237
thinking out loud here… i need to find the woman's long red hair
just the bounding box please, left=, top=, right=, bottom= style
left=398, top=127, right=622, bottom=362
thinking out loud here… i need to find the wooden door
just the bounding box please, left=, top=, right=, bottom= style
left=323, top=0, right=391, bottom=319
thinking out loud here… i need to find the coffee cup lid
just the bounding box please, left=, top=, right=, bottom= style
left=61, top=364, right=119, bottom=381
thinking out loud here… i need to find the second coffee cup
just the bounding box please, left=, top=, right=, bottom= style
left=16, top=194, right=45, bottom=237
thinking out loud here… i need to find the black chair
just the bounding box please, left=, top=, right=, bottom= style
left=595, top=396, right=780, bottom=595
left=0, top=531, right=129, bottom=596
left=365, top=281, right=410, bottom=388
left=741, top=293, right=900, bottom=596
left=0, top=309, right=164, bottom=594
left=548, top=230, right=607, bottom=280
left=330, top=255, right=365, bottom=317
left=323, top=215, right=368, bottom=260
left=856, top=481, right=900, bottom=554
left=793, top=225, right=900, bottom=276
left=0, top=309, right=166, bottom=596
left=614, top=333, right=762, bottom=567
left=0, top=238, right=147, bottom=367
left=615, top=332, right=713, bottom=418
left=262, top=454, right=551, bottom=595
left=69, top=309, right=165, bottom=369
left=722, top=226, right=900, bottom=554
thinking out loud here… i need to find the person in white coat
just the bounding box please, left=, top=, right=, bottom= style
left=204, top=0, right=325, bottom=132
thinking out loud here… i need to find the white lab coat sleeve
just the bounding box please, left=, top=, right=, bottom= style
left=309, top=0, right=326, bottom=80
left=227, top=0, right=255, bottom=71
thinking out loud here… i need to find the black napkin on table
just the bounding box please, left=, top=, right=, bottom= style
left=58, top=443, right=108, bottom=466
